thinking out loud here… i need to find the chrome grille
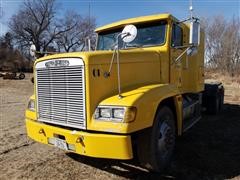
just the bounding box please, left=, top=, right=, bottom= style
left=36, top=58, right=86, bottom=129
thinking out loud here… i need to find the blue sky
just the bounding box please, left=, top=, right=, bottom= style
left=0, top=0, right=239, bottom=35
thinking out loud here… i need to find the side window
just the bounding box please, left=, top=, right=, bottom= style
left=171, top=23, right=183, bottom=47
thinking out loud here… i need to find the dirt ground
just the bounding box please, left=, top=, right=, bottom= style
left=0, top=73, right=240, bottom=180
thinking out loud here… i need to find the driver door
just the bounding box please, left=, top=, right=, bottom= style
left=170, top=23, right=184, bottom=90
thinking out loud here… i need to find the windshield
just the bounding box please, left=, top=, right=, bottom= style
left=97, top=20, right=167, bottom=50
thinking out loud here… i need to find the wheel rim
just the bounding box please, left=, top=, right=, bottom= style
left=157, top=118, right=174, bottom=158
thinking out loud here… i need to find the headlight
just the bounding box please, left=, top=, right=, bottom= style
left=100, top=108, right=111, bottom=118
left=28, top=99, right=35, bottom=111
left=94, top=106, right=136, bottom=122
left=113, top=108, right=125, bottom=119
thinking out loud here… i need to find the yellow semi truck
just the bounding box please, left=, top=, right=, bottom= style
left=25, top=13, right=224, bottom=172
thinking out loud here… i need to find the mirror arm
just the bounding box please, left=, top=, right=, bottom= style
left=107, top=24, right=136, bottom=99
left=173, top=46, right=191, bottom=64
left=173, top=44, right=192, bottom=49
left=176, top=18, right=191, bottom=24
left=116, top=45, right=123, bottom=99
left=177, top=17, right=199, bottom=24
left=116, top=33, right=126, bottom=98
left=106, top=48, right=117, bottom=77
left=173, top=43, right=197, bottom=64
left=173, top=44, right=197, bottom=50
left=116, top=32, right=131, bottom=98
left=121, top=32, right=130, bottom=39
left=106, top=33, right=127, bottom=98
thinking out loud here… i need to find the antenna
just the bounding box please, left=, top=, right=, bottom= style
left=88, top=2, right=90, bottom=25
left=189, top=0, right=193, bottom=19
left=85, top=3, right=91, bottom=51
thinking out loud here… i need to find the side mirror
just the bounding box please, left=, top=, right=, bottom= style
left=30, top=43, right=36, bottom=60
left=189, top=21, right=200, bottom=46
left=121, top=24, right=137, bottom=43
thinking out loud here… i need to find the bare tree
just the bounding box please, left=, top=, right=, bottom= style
left=223, top=16, right=240, bottom=75
left=55, top=11, right=96, bottom=52
left=203, top=15, right=240, bottom=75
left=0, top=32, right=13, bottom=49
left=78, top=16, right=97, bottom=51
left=55, top=11, right=82, bottom=52
left=9, top=0, right=55, bottom=52
left=9, top=0, right=75, bottom=55
left=9, top=0, right=96, bottom=55
left=0, top=32, right=29, bottom=72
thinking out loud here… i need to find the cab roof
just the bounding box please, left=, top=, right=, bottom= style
left=95, top=13, right=178, bottom=33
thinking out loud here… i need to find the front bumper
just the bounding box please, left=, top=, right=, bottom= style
left=26, top=119, right=133, bottom=159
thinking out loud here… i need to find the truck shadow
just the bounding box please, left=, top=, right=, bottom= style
left=67, top=103, right=240, bottom=180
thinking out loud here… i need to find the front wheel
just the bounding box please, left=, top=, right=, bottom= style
left=137, top=106, right=176, bottom=172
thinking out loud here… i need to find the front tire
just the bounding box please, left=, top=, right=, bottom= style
left=137, top=106, right=176, bottom=172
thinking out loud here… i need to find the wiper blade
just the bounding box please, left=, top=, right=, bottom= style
left=125, top=44, right=142, bottom=48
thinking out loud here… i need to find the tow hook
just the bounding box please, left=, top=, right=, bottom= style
left=76, top=136, right=85, bottom=147
left=39, top=128, right=46, bottom=136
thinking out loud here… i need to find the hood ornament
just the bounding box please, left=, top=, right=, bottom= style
left=45, top=60, right=70, bottom=68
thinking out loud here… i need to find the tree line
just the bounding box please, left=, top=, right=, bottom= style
left=203, top=16, right=240, bottom=76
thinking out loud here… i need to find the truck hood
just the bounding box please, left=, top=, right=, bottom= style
left=34, top=49, right=162, bottom=66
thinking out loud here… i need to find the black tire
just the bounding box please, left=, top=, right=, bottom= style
left=219, top=93, right=224, bottom=111
left=19, top=73, right=25, bottom=80
left=207, top=95, right=221, bottom=115
left=137, top=106, right=176, bottom=172
left=213, top=96, right=220, bottom=114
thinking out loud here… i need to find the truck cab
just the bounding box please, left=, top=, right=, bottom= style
left=25, top=13, right=224, bottom=172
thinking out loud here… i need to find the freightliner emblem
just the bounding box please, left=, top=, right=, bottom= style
left=45, top=60, right=70, bottom=68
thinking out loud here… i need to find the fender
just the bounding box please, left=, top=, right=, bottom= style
left=95, top=84, right=182, bottom=134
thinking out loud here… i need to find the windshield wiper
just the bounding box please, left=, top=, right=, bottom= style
left=125, top=44, right=142, bottom=48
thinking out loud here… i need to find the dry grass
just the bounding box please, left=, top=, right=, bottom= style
left=205, top=70, right=240, bottom=104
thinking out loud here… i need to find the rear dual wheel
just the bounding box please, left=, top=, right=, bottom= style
left=207, top=94, right=224, bottom=114
left=137, top=106, right=176, bottom=172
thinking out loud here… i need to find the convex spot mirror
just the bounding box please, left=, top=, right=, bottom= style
left=121, top=24, right=137, bottom=43
left=30, top=44, right=36, bottom=58
left=189, top=21, right=200, bottom=46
